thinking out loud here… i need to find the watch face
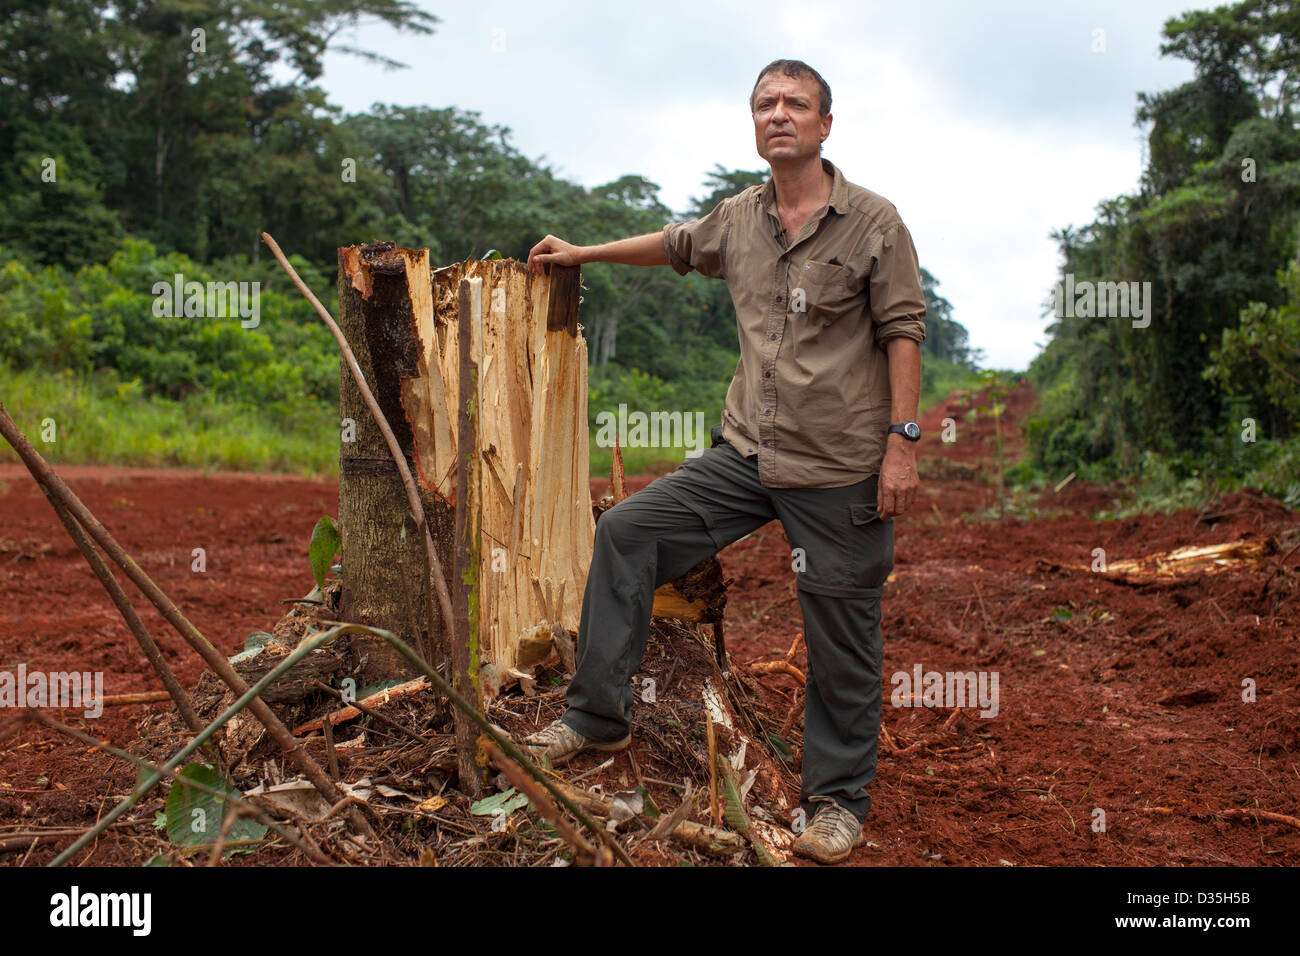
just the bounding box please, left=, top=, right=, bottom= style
left=904, top=422, right=921, bottom=440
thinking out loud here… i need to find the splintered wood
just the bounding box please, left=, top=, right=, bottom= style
left=1100, top=540, right=1274, bottom=579
left=401, top=259, right=594, bottom=697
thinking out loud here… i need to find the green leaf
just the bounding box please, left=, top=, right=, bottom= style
left=295, top=584, right=325, bottom=605
left=142, top=854, right=171, bottom=867
left=636, top=785, right=661, bottom=820
left=229, top=630, right=276, bottom=665
left=309, top=515, right=341, bottom=589
left=164, top=763, right=267, bottom=855
left=354, top=678, right=405, bottom=699
left=244, top=631, right=275, bottom=652
left=765, top=732, right=794, bottom=761
left=469, top=788, right=530, bottom=816
left=480, top=249, right=503, bottom=261
left=1051, top=606, right=1074, bottom=621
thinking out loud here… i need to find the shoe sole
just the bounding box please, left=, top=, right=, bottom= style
left=792, top=831, right=866, bottom=865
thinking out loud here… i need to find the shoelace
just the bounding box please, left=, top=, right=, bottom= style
left=531, top=723, right=573, bottom=745
left=808, top=805, right=850, bottom=839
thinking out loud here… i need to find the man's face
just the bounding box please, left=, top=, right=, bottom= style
left=751, top=72, right=831, bottom=167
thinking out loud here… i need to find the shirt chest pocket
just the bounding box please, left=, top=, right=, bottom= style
left=791, top=258, right=856, bottom=327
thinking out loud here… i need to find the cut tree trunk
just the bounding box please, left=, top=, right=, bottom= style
left=336, top=242, right=450, bottom=683
left=336, top=248, right=594, bottom=695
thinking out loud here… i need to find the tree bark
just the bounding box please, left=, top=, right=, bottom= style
left=337, top=242, right=450, bottom=682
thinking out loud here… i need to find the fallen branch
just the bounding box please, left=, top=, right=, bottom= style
left=672, top=820, right=746, bottom=857
left=747, top=661, right=807, bottom=683
left=292, top=676, right=429, bottom=736
left=1215, top=808, right=1300, bottom=831
left=44, top=623, right=380, bottom=867
left=31, top=461, right=203, bottom=735
left=0, top=823, right=144, bottom=856
left=1124, top=805, right=1300, bottom=831
left=26, top=710, right=328, bottom=864
left=1260, top=538, right=1300, bottom=597
left=1053, top=471, right=1077, bottom=493
left=348, top=623, right=636, bottom=866
left=744, top=632, right=807, bottom=684
left=485, top=741, right=602, bottom=866
left=880, top=722, right=898, bottom=754
left=0, top=403, right=362, bottom=843
left=779, top=688, right=803, bottom=737
left=207, top=803, right=259, bottom=867
left=707, top=712, right=720, bottom=827
left=106, top=692, right=173, bottom=707
left=45, top=691, right=174, bottom=708
left=645, top=780, right=697, bottom=841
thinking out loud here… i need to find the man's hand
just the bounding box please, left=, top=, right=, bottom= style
left=877, top=435, right=919, bottom=519
left=527, top=235, right=584, bottom=274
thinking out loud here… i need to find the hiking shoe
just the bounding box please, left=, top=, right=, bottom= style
left=520, top=718, right=630, bottom=766
left=793, top=798, right=865, bottom=864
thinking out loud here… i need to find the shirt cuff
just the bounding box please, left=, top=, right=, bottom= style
left=874, top=317, right=927, bottom=349
left=662, top=225, right=694, bottom=276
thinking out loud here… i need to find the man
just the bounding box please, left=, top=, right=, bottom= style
left=522, top=59, right=925, bottom=864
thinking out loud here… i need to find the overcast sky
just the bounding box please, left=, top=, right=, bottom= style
left=318, top=0, right=1200, bottom=370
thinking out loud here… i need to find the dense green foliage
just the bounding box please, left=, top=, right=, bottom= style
left=1, top=0, right=974, bottom=474
left=1028, top=0, right=1300, bottom=500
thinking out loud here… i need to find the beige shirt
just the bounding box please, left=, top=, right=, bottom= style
left=663, top=158, right=926, bottom=488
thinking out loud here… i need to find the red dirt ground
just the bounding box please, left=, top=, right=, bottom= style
left=3, top=384, right=1298, bottom=866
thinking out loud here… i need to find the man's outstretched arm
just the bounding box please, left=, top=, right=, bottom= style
left=526, top=232, right=670, bottom=274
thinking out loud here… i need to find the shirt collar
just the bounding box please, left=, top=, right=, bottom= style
left=759, top=158, right=847, bottom=216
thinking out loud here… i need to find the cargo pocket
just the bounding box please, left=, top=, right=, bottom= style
left=850, top=502, right=881, bottom=526
left=843, top=499, right=893, bottom=593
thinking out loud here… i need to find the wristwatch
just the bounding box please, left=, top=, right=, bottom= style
left=888, top=422, right=922, bottom=441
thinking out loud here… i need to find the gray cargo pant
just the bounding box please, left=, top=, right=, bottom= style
left=562, top=426, right=894, bottom=824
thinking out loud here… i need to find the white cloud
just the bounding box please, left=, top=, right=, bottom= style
left=319, top=0, right=1196, bottom=369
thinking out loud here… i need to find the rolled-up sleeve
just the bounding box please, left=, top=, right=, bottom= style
left=662, top=197, right=732, bottom=279
left=870, top=222, right=927, bottom=348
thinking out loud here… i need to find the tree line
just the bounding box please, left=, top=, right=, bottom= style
left=1029, top=0, right=1300, bottom=499
left=1, top=0, right=977, bottom=458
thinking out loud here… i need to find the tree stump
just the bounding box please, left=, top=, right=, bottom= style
left=336, top=247, right=594, bottom=692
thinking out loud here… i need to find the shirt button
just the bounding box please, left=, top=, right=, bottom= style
left=769, top=333, right=777, bottom=340
left=776, top=294, right=783, bottom=303
left=762, top=441, right=771, bottom=447
left=764, top=370, right=771, bottom=377
left=764, top=409, right=771, bottom=415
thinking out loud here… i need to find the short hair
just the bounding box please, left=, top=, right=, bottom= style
left=749, top=59, right=832, bottom=117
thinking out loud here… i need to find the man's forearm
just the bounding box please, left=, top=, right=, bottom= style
left=579, top=231, right=671, bottom=267
left=885, top=337, right=922, bottom=423
left=879, top=336, right=922, bottom=518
